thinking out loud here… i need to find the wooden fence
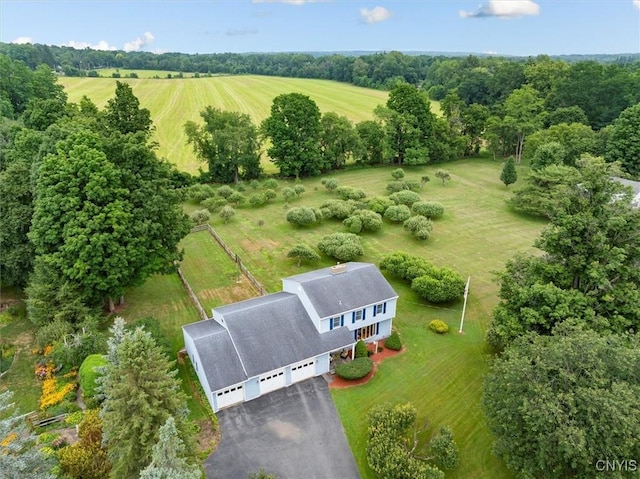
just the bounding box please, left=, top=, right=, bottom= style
left=176, top=266, right=208, bottom=321
left=190, top=224, right=267, bottom=296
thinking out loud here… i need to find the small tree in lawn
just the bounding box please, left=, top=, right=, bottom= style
left=429, top=426, right=459, bottom=471
left=421, top=175, right=430, bottom=188
left=138, top=416, right=200, bottom=479
left=287, top=244, right=320, bottom=267
left=318, top=233, right=364, bottom=262
left=286, top=207, right=318, bottom=227
left=435, top=169, right=451, bottom=185
left=0, top=391, right=55, bottom=479
left=391, top=168, right=405, bottom=180
left=189, top=209, right=210, bottom=225
left=282, top=187, right=297, bottom=203
left=219, top=205, right=235, bottom=223
left=500, top=157, right=518, bottom=188
left=321, top=178, right=339, bottom=192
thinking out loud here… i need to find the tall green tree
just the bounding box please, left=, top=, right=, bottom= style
left=523, top=122, right=596, bottom=166
left=606, top=102, right=640, bottom=176
left=483, top=323, right=640, bottom=479
left=319, top=111, right=358, bottom=170
left=103, top=81, right=152, bottom=135
left=0, top=391, right=55, bottom=479
left=382, top=83, right=439, bottom=165
left=184, top=106, right=262, bottom=183
left=101, top=327, right=194, bottom=479
left=355, top=119, right=386, bottom=165
left=30, top=128, right=190, bottom=311
left=261, top=92, right=322, bottom=177
left=138, top=416, right=200, bottom=479
left=503, top=85, right=545, bottom=163
left=499, top=157, right=517, bottom=188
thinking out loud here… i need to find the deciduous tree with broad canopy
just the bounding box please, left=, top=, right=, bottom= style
left=483, top=322, right=640, bottom=479
left=261, top=92, right=322, bottom=177
left=184, top=106, right=262, bottom=183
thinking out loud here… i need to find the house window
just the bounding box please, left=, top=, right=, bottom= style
left=331, top=316, right=341, bottom=329
left=374, top=303, right=384, bottom=315
left=356, top=323, right=378, bottom=341
left=354, top=310, right=363, bottom=321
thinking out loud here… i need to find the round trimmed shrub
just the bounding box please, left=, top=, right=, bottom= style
left=201, top=197, right=227, bottom=212
left=249, top=193, right=267, bottom=207
left=429, top=320, right=450, bottom=334
left=385, top=331, right=402, bottom=350
left=355, top=340, right=368, bottom=358
left=335, top=357, right=373, bottom=380
left=336, top=186, right=366, bottom=201
left=286, top=207, right=318, bottom=227
left=263, top=179, right=279, bottom=190
left=403, top=216, right=433, bottom=240
left=189, top=209, right=210, bottom=225
left=79, top=354, right=108, bottom=399
left=318, top=232, right=364, bottom=261
left=264, top=189, right=277, bottom=201
left=293, top=184, right=306, bottom=195
left=367, top=196, right=395, bottom=214
left=390, top=190, right=421, bottom=207
left=391, top=168, right=405, bottom=180
left=343, top=210, right=383, bottom=233
left=384, top=204, right=412, bottom=223
left=412, top=201, right=445, bottom=219
left=216, top=185, right=234, bottom=199
left=282, top=187, right=297, bottom=202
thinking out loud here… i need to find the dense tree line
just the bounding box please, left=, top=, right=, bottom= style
left=484, top=157, right=640, bottom=477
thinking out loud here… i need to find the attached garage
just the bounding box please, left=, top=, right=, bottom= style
left=215, top=384, right=244, bottom=410
left=259, top=370, right=286, bottom=394
left=291, top=359, right=316, bottom=383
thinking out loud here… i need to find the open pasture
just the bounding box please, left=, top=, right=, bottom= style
left=202, top=157, right=544, bottom=478
left=57, top=75, right=390, bottom=174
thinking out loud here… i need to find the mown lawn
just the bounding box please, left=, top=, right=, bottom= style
left=203, top=156, right=545, bottom=478
left=178, top=230, right=260, bottom=314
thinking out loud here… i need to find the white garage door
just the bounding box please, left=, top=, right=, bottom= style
left=291, top=359, right=316, bottom=383
left=215, top=384, right=244, bottom=410
left=259, top=370, right=286, bottom=394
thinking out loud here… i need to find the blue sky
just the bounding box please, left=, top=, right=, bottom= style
left=1, top=1, right=639, bottom=56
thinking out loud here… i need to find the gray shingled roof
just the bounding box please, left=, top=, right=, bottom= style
left=220, top=292, right=354, bottom=378
left=184, top=292, right=355, bottom=392
left=183, top=320, right=247, bottom=391
left=286, top=262, right=398, bottom=318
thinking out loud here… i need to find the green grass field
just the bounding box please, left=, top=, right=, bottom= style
left=178, top=230, right=260, bottom=314
left=57, top=75, right=391, bottom=174
left=199, top=157, right=545, bottom=478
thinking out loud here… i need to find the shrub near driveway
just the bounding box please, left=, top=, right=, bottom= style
left=335, top=357, right=373, bottom=380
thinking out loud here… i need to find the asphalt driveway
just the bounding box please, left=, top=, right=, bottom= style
left=205, top=377, right=360, bottom=479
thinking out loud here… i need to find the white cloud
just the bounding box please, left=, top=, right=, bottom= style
left=11, top=36, right=33, bottom=44
left=65, top=40, right=117, bottom=51
left=123, top=31, right=155, bottom=52
left=634, top=0, right=640, bottom=9
left=360, top=6, right=392, bottom=24
left=460, top=1, right=540, bottom=18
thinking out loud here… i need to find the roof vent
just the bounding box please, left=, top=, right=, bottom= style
left=330, top=263, right=347, bottom=275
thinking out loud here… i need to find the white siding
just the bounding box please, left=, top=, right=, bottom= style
left=214, top=383, right=244, bottom=410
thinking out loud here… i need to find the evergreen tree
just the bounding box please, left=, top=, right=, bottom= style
left=138, top=416, right=200, bottom=479
left=500, top=157, right=517, bottom=187
left=101, top=327, right=194, bottom=479
left=0, top=391, right=55, bottom=479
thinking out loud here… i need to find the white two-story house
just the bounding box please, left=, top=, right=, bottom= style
left=182, top=262, right=398, bottom=412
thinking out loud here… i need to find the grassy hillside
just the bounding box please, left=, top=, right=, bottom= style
left=58, top=75, right=391, bottom=174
